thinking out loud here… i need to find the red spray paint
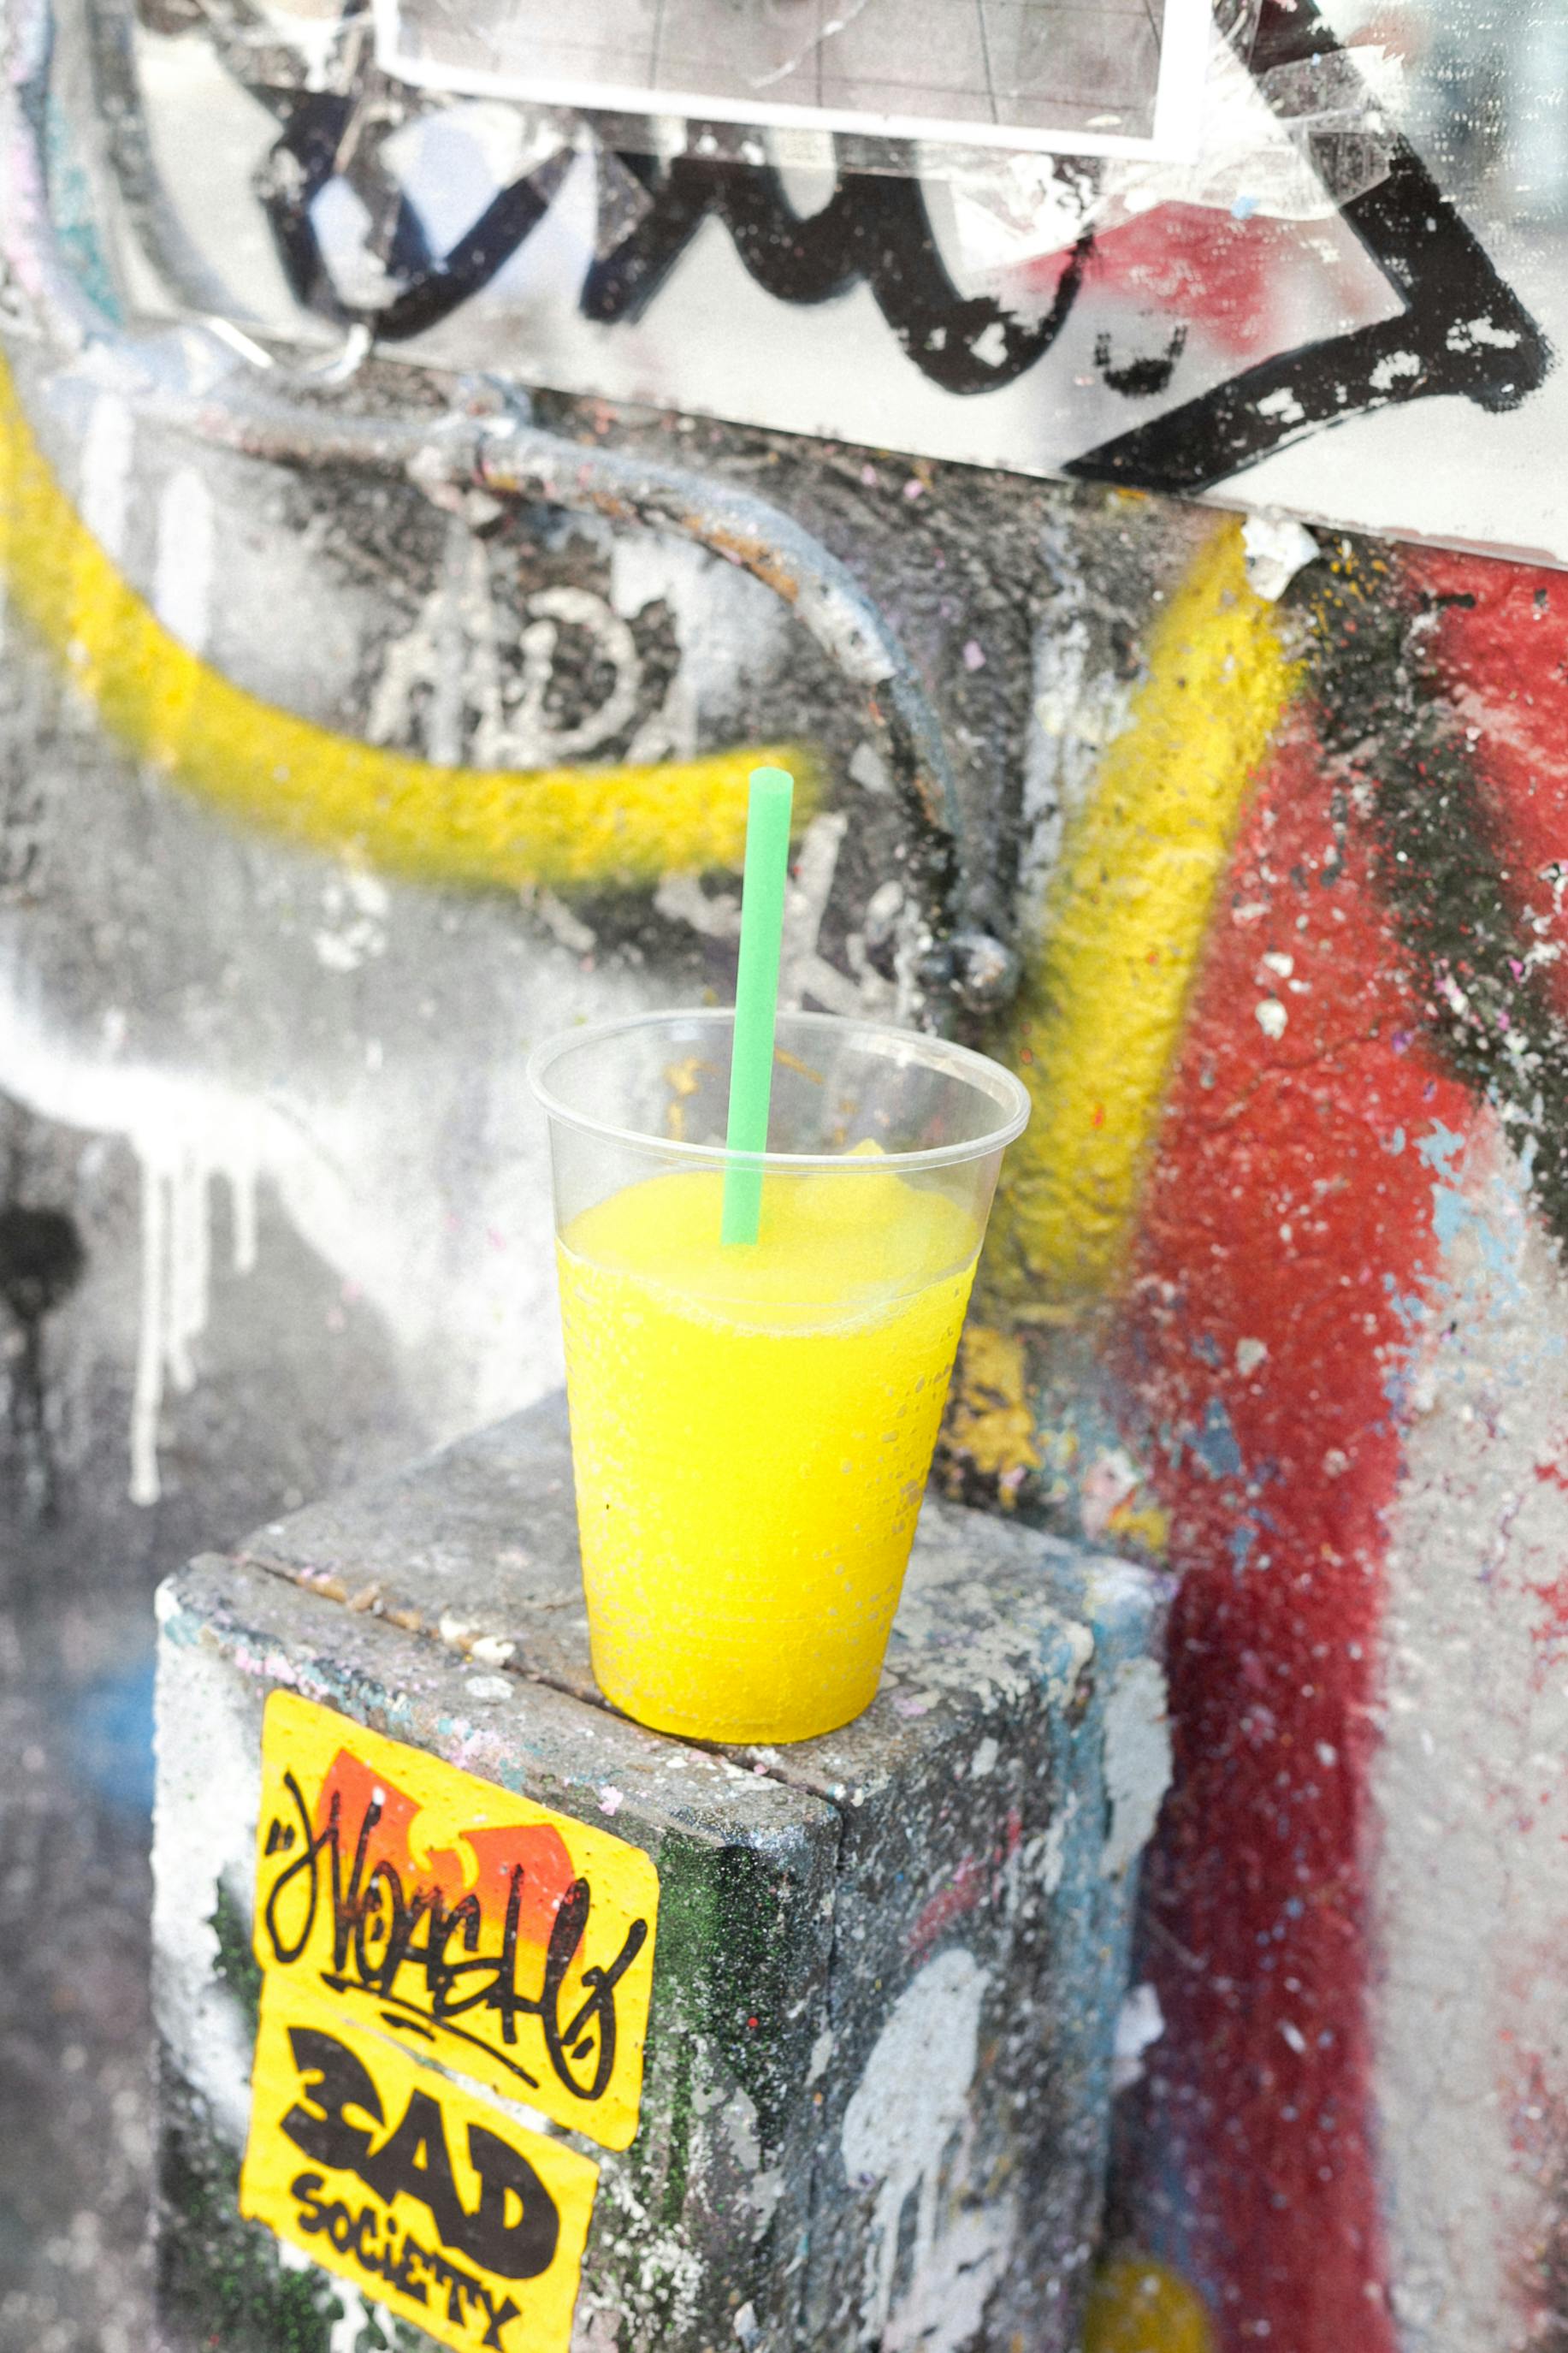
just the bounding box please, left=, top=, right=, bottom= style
left=1111, top=717, right=1472, bottom=2348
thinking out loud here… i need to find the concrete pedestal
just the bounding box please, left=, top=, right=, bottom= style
left=151, top=1394, right=1168, bottom=2353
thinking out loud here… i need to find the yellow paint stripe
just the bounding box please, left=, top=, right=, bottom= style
left=0, top=361, right=813, bottom=889
left=985, top=520, right=1299, bottom=1308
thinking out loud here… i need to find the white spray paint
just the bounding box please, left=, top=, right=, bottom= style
left=130, top=1111, right=261, bottom=1507
left=0, top=918, right=646, bottom=1501
left=1370, top=1109, right=1568, bottom=2353
left=1241, top=513, right=1322, bottom=602
left=312, top=867, right=391, bottom=974
left=370, top=519, right=648, bottom=768
left=840, top=1947, right=1014, bottom=2353
left=150, top=1604, right=265, bottom=2149
left=1100, top=1657, right=1172, bottom=1878
left=275, top=2238, right=393, bottom=2351
left=778, top=810, right=898, bottom=1020
left=78, top=394, right=134, bottom=561
left=1112, top=1983, right=1166, bottom=2094
left=152, top=468, right=217, bottom=655
left=1017, top=533, right=1139, bottom=937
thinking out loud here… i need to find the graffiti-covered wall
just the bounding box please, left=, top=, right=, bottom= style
left=6, top=1, right=1568, bottom=2350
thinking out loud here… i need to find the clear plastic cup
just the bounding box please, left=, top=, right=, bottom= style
left=528, top=1008, right=1029, bottom=1744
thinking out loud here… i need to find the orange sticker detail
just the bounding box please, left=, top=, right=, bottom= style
left=240, top=1976, right=600, bottom=2353
left=252, top=1691, right=660, bottom=2151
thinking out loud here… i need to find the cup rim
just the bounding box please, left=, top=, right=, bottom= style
left=527, top=1006, right=1031, bottom=1173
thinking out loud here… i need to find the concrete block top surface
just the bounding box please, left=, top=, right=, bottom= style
left=236, top=1389, right=1165, bottom=1805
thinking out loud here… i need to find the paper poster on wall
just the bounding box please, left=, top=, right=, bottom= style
left=373, top=0, right=1214, bottom=159
left=250, top=1692, right=661, bottom=2152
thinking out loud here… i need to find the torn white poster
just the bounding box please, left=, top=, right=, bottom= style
left=372, top=0, right=1214, bottom=161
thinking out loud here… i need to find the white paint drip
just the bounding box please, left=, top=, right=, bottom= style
left=841, top=1948, right=1014, bottom=2352
left=152, top=467, right=216, bottom=655
left=131, top=1114, right=261, bottom=1506
left=79, top=394, right=134, bottom=561
left=0, top=926, right=642, bottom=1517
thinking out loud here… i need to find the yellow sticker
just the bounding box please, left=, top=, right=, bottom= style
left=241, top=1977, right=600, bottom=2353
left=252, top=1691, right=660, bottom=2151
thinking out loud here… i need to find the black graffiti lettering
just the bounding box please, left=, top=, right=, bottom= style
left=288, top=2048, right=566, bottom=2292
left=475, top=2285, right=525, bottom=2350
left=260, top=1771, right=647, bottom=2101
left=390, top=2231, right=428, bottom=2300
left=581, top=157, right=1092, bottom=397
left=293, top=2181, right=352, bottom=2245
left=543, top=1892, right=648, bottom=2101
left=262, top=1770, right=335, bottom=1963
left=287, top=2165, right=534, bottom=2336
left=464, top=2123, right=560, bottom=2279
left=423, top=1888, right=482, bottom=1997
left=334, top=1786, right=384, bottom=1977
left=435, top=2254, right=476, bottom=2328
left=417, top=1866, right=647, bottom=2105
left=289, top=2170, right=330, bottom=2231
left=250, top=85, right=566, bottom=341
left=357, top=2085, right=470, bottom=2251
left=1094, top=324, right=1188, bottom=398
left=280, top=2027, right=385, bottom=2171
left=328, top=2202, right=360, bottom=2255
left=213, top=0, right=1548, bottom=491
left=1068, top=0, right=1551, bottom=491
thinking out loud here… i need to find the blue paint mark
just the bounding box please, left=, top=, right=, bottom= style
left=1232, top=193, right=1260, bottom=219
left=1385, top=1125, right=1406, bottom=1156
left=68, top=1657, right=156, bottom=1819
left=45, top=102, right=125, bottom=325
left=1191, top=1396, right=1245, bottom=1482
left=1415, top=1123, right=1465, bottom=1168
left=1228, top=1521, right=1257, bottom=1570
left=1191, top=1333, right=1223, bottom=1368
left=1412, top=1120, right=1474, bottom=1265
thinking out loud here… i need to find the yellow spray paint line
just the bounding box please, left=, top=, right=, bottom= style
left=985, top=519, right=1299, bottom=1310
left=0, top=360, right=812, bottom=890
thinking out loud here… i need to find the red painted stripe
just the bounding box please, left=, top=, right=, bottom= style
left=1109, top=715, right=1472, bottom=2350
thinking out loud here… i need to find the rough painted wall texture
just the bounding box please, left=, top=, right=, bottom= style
left=6, top=129, right=1568, bottom=2353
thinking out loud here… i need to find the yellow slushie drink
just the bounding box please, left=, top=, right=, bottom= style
left=558, top=1159, right=979, bottom=1743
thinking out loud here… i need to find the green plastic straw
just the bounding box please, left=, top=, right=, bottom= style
left=722, top=765, right=795, bottom=1245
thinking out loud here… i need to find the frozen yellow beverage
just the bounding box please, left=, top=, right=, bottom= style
left=558, top=1161, right=979, bottom=1743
